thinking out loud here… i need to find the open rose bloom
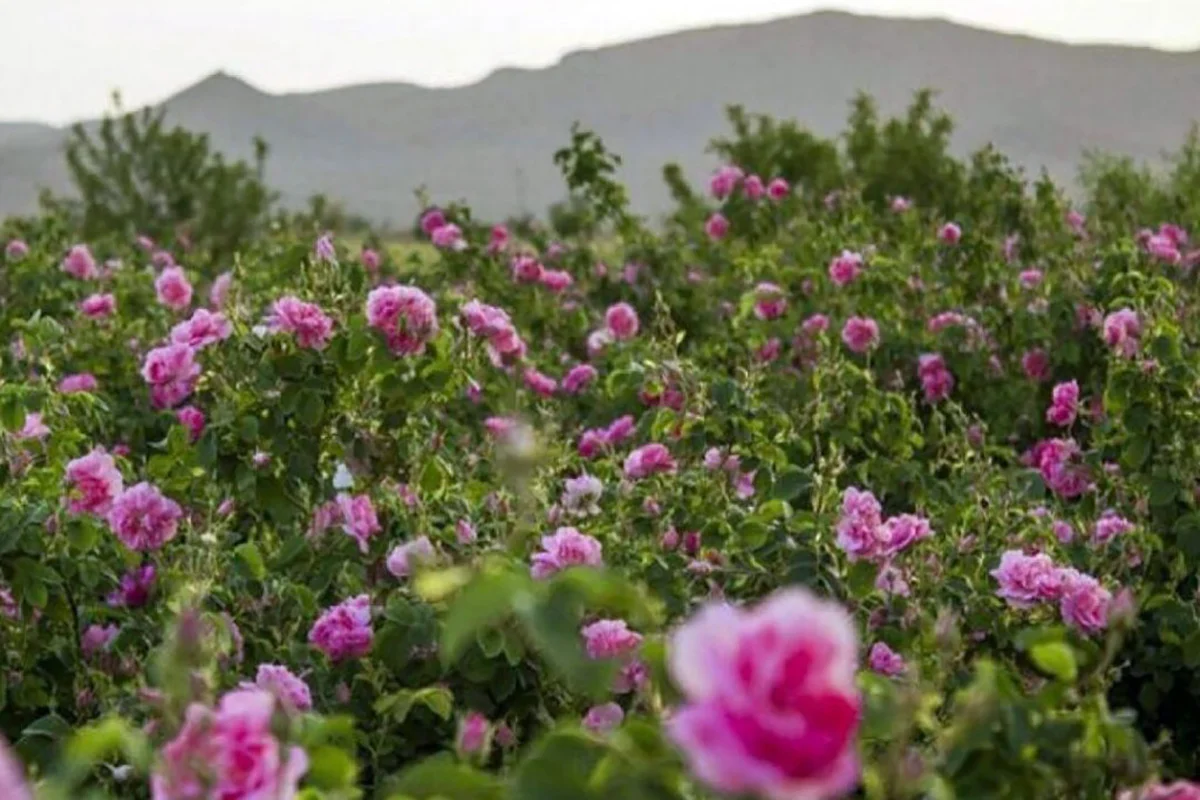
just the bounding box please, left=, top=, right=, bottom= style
left=667, top=588, right=861, bottom=800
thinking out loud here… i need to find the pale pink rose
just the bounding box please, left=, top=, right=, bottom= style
left=828, top=250, right=863, bottom=287
left=13, top=412, right=49, bottom=442
left=336, top=493, right=381, bottom=553
left=1092, top=510, right=1135, bottom=545
left=1058, top=570, right=1111, bottom=635
left=875, top=514, right=932, bottom=558
left=868, top=642, right=906, bottom=677
left=705, top=213, right=729, bottom=241
left=510, top=254, right=544, bottom=283
left=5, top=239, right=29, bottom=262
left=938, top=222, right=962, bottom=244
left=539, top=269, right=574, bottom=292
left=1103, top=308, right=1142, bottom=358
left=81, top=623, right=119, bottom=659
left=171, top=308, right=231, bottom=349
left=267, top=296, right=334, bottom=350
left=314, top=233, right=336, bottom=263
left=835, top=487, right=883, bottom=562
left=308, top=595, right=373, bottom=660
left=420, top=209, right=446, bottom=235
left=604, top=302, right=640, bottom=341
left=1119, top=781, right=1200, bottom=800
left=752, top=282, right=787, bottom=320
left=209, top=272, right=233, bottom=309
left=562, top=474, right=603, bottom=517
left=742, top=174, right=765, bottom=200
left=803, top=314, right=830, bottom=335
left=0, top=737, right=31, bottom=800
left=667, top=588, right=861, bottom=800
left=59, top=372, right=98, bottom=394
left=990, top=550, right=1066, bottom=609
left=487, top=225, right=510, bottom=255
left=386, top=536, right=435, bottom=579
left=151, top=688, right=308, bottom=800
left=623, top=444, right=677, bottom=480
left=360, top=248, right=381, bottom=272
left=107, top=482, right=183, bottom=551
left=65, top=447, right=123, bottom=516
left=582, top=618, right=643, bottom=660
left=891, top=196, right=912, bottom=213
left=455, top=519, right=477, bottom=544
left=523, top=367, right=558, bottom=398
left=79, top=293, right=116, bottom=319
left=1019, top=269, right=1044, bottom=289
left=62, top=244, right=98, bottom=279
left=142, top=343, right=200, bottom=409
left=457, top=712, right=491, bottom=756
left=709, top=165, right=744, bottom=199
left=155, top=266, right=194, bottom=311
left=366, top=285, right=439, bottom=356
left=583, top=702, right=625, bottom=734
left=431, top=223, right=464, bottom=250
left=841, top=317, right=880, bottom=354
left=246, top=664, right=312, bottom=712
left=563, top=364, right=598, bottom=395
left=530, top=527, right=603, bottom=578
left=175, top=405, right=206, bottom=442
left=1046, top=380, right=1079, bottom=427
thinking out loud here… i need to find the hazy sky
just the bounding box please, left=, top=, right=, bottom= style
left=3, top=0, right=1198, bottom=124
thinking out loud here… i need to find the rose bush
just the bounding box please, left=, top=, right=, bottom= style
left=2, top=94, right=1200, bottom=798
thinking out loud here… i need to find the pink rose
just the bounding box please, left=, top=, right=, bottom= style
left=62, top=244, right=97, bottom=279
left=990, top=550, right=1066, bottom=609
left=171, top=308, right=231, bottom=349
left=583, top=702, right=625, bottom=734
left=530, top=527, right=603, bottom=578
left=667, top=588, right=861, bottom=800
left=828, top=250, right=863, bottom=287
left=79, top=293, right=116, bottom=319
left=267, top=296, right=334, bottom=350
left=175, top=405, right=206, bottom=442
left=155, top=266, right=194, bottom=311
left=386, top=536, right=435, bottom=579
left=336, top=493, right=381, bottom=553
left=65, top=447, right=123, bottom=516
left=13, top=412, right=50, bottom=442
left=1059, top=570, right=1111, bottom=635
left=58, top=372, right=98, bottom=394
left=107, top=482, right=183, bottom=551
left=308, top=595, right=373, bottom=661
left=1103, top=308, right=1141, bottom=358
left=366, top=285, right=439, bottom=356
left=152, top=688, right=308, bottom=800
left=705, top=213, right=729, bottom=241
left=246, top=664, right=312, bottom=712
left=753, top=282, right=787, bottom=321
left=868, top=642, right=906, bottom=677
left=563, top=364, right=598, bottom=395
left=623, top=444, right=677, bottom=480
left=209, top=272, right=233, bottom=309
left=841, top=317, right=879, bottom=354
left=604, top=302, right=640, bottom=341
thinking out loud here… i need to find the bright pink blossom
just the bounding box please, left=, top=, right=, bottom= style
left=62, top=244, right=97, bottom=279
left=624, top=443, right=677, bottom=479
left=65, top=448, right=123, bottom=516
left=604, top=302, right=640, bottom=341
left=563, top=364, right=598, bottom=395
left=753, top=282, right=787, bottom=320
left=1059, top=570, right=1111, bottom=635
left=766, top=177, right=790, bottom=201
left=267, top=296, right=334, bottom=350
left=366, top=284, right=439, bottom=355
left=1021, top=348, right=1051, bottom=382
left=523, top=367, right=558, bottom=398
left=142, top=343, right=200, bottom=409
left=938, top=222, right=962, bottom=244
left=151, top=688, right=308, bottom=800
left=868, top=642, right=905, bottom=677
left=175, top=406, right=205, bottom=442
left=336, top=493, right=381, bottom=553
left=386, top=536, right=435, bottom=579
left=79, top=293, right=116, bottom=319
left=705, top=213, right=729, bottom=241
left=582, top=618, right=643, bottom=660
left=171, top=308, right=231, bottom=349
left=59, top=373, right=98, bottom=394
left=583, top=703, right=625, bottom=734
left=917, top=353, right=954, bottom=403
left=828, top=250, right=863, bottom=287
left=990, top=550, right=1066, bottom=609
left=530, top=527, right=603, bottom=578
left=309, top=595, right=373, bottom=661
left=1103, top=308, right=1141, bottom=358
left=841, top=317, right=880, bottom=354
left=1046, top=380, right=1080, bottom=427
left=155, top=266, right=194, bottom=311
left=209, top=272, right=233, bottom=309
left=107, top=482, right=183, bottom=551
left=667, top=588, right=861, bottom=800
left=247, top=664, right=312, bottom=712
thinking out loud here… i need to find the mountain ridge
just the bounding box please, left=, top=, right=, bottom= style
left=3, top=10, right=1199, bottom=224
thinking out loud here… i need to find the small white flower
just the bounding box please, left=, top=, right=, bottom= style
left=332, top=462, right=354, bottom=490
left=561, top=474, right=603, bottom=517
left=251, top=324, right=270, bottom=338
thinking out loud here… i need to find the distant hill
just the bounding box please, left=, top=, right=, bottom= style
left=2, top=11, right=1199, bottom=224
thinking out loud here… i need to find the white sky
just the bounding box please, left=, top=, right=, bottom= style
left=2, top=0, right=1199, bottom=125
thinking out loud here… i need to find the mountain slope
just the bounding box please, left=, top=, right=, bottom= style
left=2, top=11, right=1199, bottom=224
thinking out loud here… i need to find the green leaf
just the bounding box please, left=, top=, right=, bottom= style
left=846, top=561, right=878, bottom=598
left=772, top=466, right=812, bottom=501
left=440, top=570, right=530, bottom=665
left=1173, top=513, right=1200, bottom=563
left=234, top=542, right=266, bottom=581
left=1029, top=641, right=1077, bottom=682
left=386, top=754, right=503, bottom=800
left=295, top=390, right=325, bottom=429
left=305, top=745, right=357, bottom=789
left=510, top=730, right=609, bottom=800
